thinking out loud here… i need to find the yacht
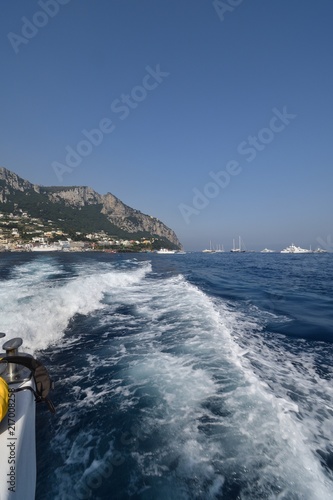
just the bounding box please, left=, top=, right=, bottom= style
left=281, top=244, right=311, bottom=254
left=261, top=248, right=274, bottom=253
left=156, top=248, right=176, bottom=254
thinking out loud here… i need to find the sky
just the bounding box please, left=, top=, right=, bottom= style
left=1, top=0, right=332, bottom=251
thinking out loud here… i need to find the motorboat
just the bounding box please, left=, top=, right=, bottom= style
left=0, top=334, right=55, bottom=499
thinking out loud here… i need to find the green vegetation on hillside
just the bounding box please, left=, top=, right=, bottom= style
left=0, top=187, right=178, bottom=247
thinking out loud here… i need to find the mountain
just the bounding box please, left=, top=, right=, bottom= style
left=0, top=167, right=181, bottom=248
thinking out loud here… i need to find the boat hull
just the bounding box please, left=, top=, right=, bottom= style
left=0, top=378, right=36, bottom=500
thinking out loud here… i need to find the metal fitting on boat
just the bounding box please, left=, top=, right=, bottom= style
left=1, top=337, right=32, bottom=383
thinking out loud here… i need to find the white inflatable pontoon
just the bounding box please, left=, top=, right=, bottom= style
left=0, top=334, right=55, bottom=500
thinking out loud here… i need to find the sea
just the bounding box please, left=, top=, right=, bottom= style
left=0, top=251, right=332, bottom=500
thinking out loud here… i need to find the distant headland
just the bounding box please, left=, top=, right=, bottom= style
left=0, top=167, right=182, bottom=252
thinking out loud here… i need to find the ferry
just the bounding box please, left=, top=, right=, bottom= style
left=31, top=244, right=60, bottom=252
left=0, top=334, right=55, bottom=499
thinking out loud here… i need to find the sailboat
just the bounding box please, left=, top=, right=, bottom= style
left=202, top=241, right=215, bottom=253
left=230, top=236, right=245, bottom=253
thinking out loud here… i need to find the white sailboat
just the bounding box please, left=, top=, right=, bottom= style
left=230, top=236, right=245, bottom=253
left=202, top=241, right=215, bottom=253
left=215, top=244, right=224, bottom=253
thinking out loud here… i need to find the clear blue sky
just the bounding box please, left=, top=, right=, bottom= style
left=1, top=0, right=332, bottom=251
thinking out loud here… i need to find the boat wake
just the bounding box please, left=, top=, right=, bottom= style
left=0, top=257, right=151, bottom=353
left=1, top=254, right=332, bottom=499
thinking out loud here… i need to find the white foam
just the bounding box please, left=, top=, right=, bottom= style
left=61, top=268, right=332, bottom=498
left=0, top=257, right=151, bottom=353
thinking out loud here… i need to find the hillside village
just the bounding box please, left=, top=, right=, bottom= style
left=0, top=209, right=162, bottom=253
left=0, top=167, right=181, bottom=252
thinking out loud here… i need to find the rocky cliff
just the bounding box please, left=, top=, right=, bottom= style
left=0, top=167, right=181, bottom=248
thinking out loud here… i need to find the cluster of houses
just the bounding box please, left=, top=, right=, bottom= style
left=0, top=211, right=156, bottom=252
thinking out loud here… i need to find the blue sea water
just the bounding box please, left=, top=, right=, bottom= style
left=0, top=251, right=333, bottom=499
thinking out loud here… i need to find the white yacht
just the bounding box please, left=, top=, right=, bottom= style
left=156, top=248, right=176, bottom=254
left=261, top=248, right=274, bottom=253
left=281, top=244, right=311, bottom=254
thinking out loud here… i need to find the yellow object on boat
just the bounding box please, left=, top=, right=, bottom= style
left=0, top=377, right=9, bottom=422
